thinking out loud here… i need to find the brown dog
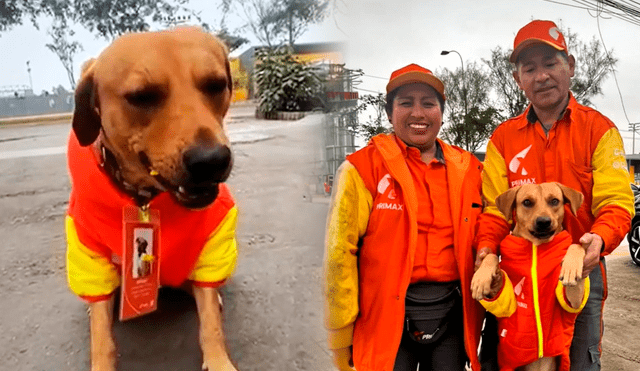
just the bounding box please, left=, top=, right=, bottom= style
left=471, top=182, right=587, bottom=371
left=67, top=27, right=238, bottom=371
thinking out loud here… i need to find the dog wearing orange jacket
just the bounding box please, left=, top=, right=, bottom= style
left=65, top=27, right=239, bottom=371
left=471, top=182, right=589, bottom=371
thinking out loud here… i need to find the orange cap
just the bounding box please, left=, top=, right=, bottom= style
left=386, top=63, right=445, bottom=100
left=510, top=20, right=568, bottom=63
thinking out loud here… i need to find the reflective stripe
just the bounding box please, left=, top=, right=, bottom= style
left=531, top=243, right=544, bottom=358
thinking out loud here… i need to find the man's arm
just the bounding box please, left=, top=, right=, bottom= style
left=589, top=128, right=635, bottom=255
left=475, top=139, right=512, bottom=259
left=323, top=161, right=372, bottom=353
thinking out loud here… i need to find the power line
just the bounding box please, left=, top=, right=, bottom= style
left=354, top=87, right=383, bottom=94
left=593, top=2, right=633, bottom=126
left=361, top=74, right=387, bottom=80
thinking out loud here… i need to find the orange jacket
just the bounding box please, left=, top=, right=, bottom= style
left=66, top=132, right=236, bottom=299
left=477, top=95, right=634, bottom=255
left=324, top=134, right=485, bottom=371
left=481, top=231, right=589, bottom=371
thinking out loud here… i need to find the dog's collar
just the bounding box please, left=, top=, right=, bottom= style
left=92, top=135, right=161, bottom=207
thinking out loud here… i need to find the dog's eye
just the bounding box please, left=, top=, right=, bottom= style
left=522, top=199, right=533, bottom=207
left=201, top=79, right=227, bottom=96
left=125, top=90, right=163, bottom=108
left=550, top=198, right=560, bottom=206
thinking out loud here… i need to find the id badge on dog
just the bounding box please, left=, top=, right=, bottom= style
left=120, top=205, right=161, bottom=321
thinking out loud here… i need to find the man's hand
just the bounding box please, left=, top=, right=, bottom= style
left=331, top=346, right=355, bottom=371
left=579, top=233, right=603, bottom=278
left=474, top=247, right=494, bottom=272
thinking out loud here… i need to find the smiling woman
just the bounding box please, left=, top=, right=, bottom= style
left=324, top=63, right=486, bottom=371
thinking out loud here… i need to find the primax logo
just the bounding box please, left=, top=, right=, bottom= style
left=508, top=145, right=532, bottom=176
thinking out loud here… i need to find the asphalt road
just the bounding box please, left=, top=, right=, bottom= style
left=0, top=106, right=639, bottom=370
left=0, top=106, right=334, bottom=371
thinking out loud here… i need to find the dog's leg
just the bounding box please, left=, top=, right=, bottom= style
left=471, top=250, right=501, bottom=300
left=89, top=297, right=117, bottom=371
left=565, top=279, right=586, bottom=309
left=559, top=244, right=586, bottom=286
left=192, top=285, right=238, bottom=371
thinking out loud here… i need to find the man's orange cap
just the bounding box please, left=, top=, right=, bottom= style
left=386, top=63, right=446, bottom=100
left=510, top=20, right=568, bottom=63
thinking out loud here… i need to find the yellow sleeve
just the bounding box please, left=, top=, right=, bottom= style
left=324, top=160, right=373, bottom=349
left=591, top=128, right=635, bottom=251
left=480, top=270, right=517, bottom=318
left=556, top=277, right=590, bottom=313
left=189, top=206, right=239, bottom=284
left=482, top=140, right=510, bottom=221
left=591, top=128, right=635, bottom=217
left=66, top=216, right=120, bottom=299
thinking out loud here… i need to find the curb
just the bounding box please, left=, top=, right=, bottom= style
left=0, top=112, right=73, bottom=126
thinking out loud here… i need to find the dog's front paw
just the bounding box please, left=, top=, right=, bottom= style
left=560, top=244, right=586, bottom=286
left=471, top=253, right=500, bottom=300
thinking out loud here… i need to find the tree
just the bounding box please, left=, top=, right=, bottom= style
left=0, top=0, right=189, bottom=39
left=237, top=0, right=330, bottom=46
left=238, top=0, right=284, bottom=47
left=254, top=46, right=324, bottom=115
left=484, top=25, right=618, bottom=118
left=354, top=93, right=389, bottom=141
left=437, top=62, right=501, bottom=152
left=45, top=18, right=82, bottom=89
left=484, top=46, right=528, bottom=119
left=277, top=0, right=330, bottom=45
left=564, top=29, right=618, bottom=107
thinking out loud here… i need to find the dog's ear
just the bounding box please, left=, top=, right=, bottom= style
left=555, top=182, right=584, bottom=216
left=72, top=58, right=102, bottom=146
left=495, top=187, right=519, bottom=222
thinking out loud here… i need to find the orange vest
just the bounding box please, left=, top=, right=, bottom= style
left=346, top=134, right=484, bottom=371
left=496, top=231, right=578, bottom=371
left=66, top=132, right=235, bottom=288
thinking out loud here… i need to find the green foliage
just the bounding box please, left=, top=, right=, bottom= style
left=440, top=107, right=501, bottom=153
left=0, top=0, right=189, bottom=39
left=254, top=46, right=324, bottom=114
left=353, top=93, right=389, bottom=142
left=437, top=62, right=501, bottom=152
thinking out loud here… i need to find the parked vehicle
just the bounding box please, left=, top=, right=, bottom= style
left=627, top=184, right=640, bottom=265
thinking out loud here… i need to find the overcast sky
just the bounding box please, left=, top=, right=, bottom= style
left=1, top=0, right=638, bottom=152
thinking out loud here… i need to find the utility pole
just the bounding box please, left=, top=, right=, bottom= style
left=630, top=122, right=640, bottom=154
left=26, top=61, right=33, bottom=93
left=441, top=50, right=467, bottom=149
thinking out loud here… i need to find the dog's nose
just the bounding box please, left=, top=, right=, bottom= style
left=182, top=143, right=232, bottom=184
left=535, top=216, right=552, bottom=230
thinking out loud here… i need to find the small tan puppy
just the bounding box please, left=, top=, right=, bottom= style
left=67, top=27, right=238, bottom=371
left=471, top=182, right=588, bottom=371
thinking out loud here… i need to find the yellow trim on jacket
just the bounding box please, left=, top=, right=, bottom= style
left=66, top=206, right=239, bottom=301
left=556, top=277, right=591, bottom=313
left=480, top=270, right=516, bottom=318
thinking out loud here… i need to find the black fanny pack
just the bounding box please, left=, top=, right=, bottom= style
left=404, top=280, right=461, bottom=344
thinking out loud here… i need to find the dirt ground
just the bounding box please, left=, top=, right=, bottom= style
left=0, top=104, right=639, bottom=370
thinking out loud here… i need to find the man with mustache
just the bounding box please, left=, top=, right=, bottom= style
left=475, top=20, right=634, bottom=370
